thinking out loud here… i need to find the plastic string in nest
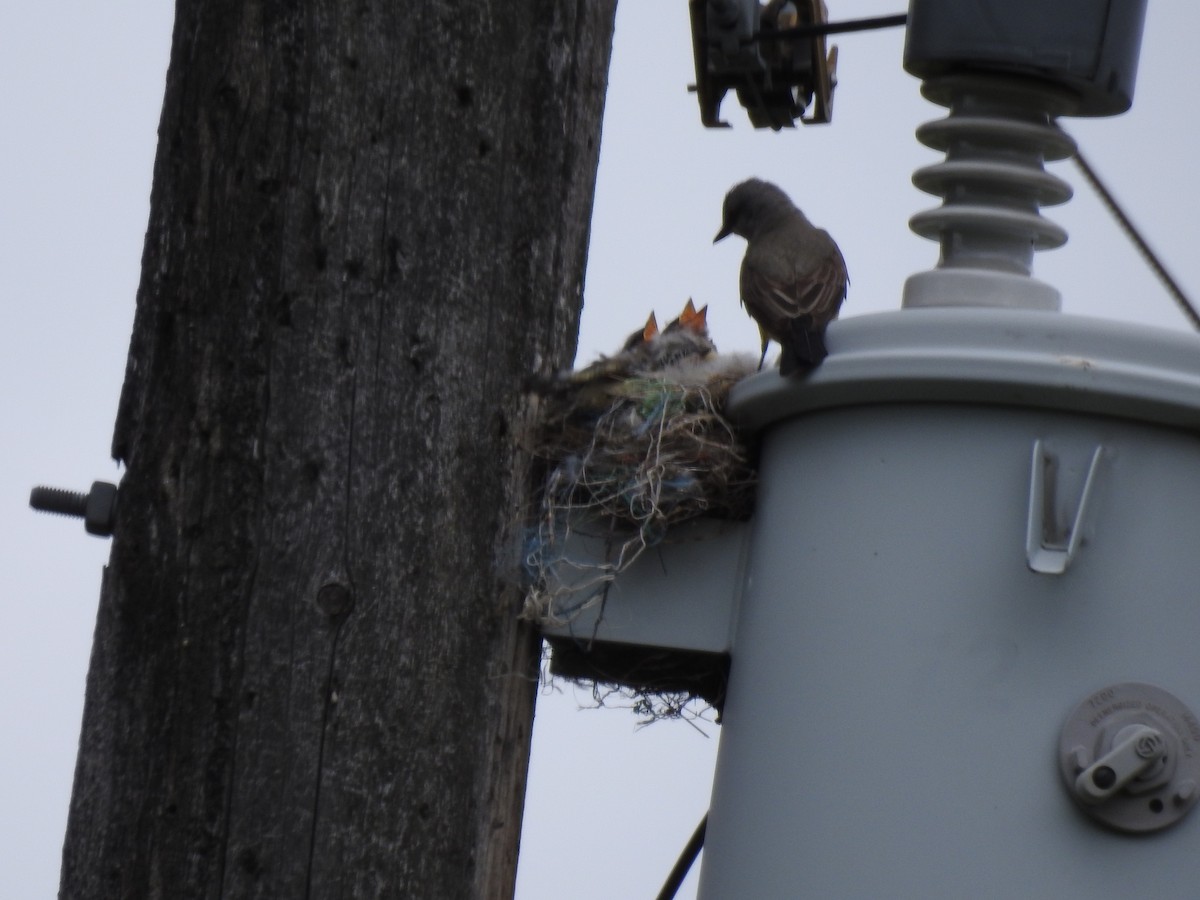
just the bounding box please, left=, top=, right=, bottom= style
left=525, top=300, right=758, bottom=624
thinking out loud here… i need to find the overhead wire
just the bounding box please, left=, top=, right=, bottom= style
left=752, top=12, right=908, bottom=42
left=1069, top=139, right=1200, bottom=330
left=655, top=813, right=709, bottom=900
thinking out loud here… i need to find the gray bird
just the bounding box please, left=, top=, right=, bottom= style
left=714, top=178, right=848, bottom=375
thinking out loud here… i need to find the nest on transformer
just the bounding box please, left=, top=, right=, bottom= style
left=523, top=300, right=758, bottom=627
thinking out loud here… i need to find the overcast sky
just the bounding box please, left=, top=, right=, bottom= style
left=3, top=3, right=1198, bottom=898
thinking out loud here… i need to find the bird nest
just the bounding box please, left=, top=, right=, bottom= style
left=523, top=303, right=758, bottom=625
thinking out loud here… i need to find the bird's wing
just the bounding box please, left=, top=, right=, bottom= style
left=741, top=246, right=847, bottom=340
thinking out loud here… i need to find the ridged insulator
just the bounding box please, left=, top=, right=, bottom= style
left=903, top=75, right=1078, bottom=311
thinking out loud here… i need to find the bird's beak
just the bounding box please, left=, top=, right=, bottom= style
left=713, top=224, right=731, bottom=244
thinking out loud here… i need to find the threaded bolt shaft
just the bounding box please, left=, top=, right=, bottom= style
left=30, top=486, right=90, bottom=518
left=29, top=481, right=118, bottom=537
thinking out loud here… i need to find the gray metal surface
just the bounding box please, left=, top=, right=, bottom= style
left=539, top=516, right=749, bottom=654
left=696, top=310, right=1200, bottom=897
left=729, top=308, right=1200, bottom=431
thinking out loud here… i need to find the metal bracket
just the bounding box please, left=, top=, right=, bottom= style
left=1025, top=439, right=1102, bottom=575
left=688, top=0, right=838, bottom=130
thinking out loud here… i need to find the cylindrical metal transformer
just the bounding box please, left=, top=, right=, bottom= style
left=698, top=309, right=1200, bottom=897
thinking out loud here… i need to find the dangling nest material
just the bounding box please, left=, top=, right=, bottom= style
left=523, top=348, right=758, bottom=625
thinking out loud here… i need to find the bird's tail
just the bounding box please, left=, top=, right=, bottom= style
left=779, top=322, right=827, bottom=376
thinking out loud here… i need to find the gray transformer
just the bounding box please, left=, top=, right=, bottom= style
left=545, top=308, right=1200, bottom=895
left=541, top=2, right=1181, bottom=893
left=701, top=309, right=1200, bottom=896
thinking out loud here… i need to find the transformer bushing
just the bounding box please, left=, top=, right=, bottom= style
left=900, top=0, right=1148, bottom=312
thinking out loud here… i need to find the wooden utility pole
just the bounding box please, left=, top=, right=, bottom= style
left=59, top=3, right=616, bottom=897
